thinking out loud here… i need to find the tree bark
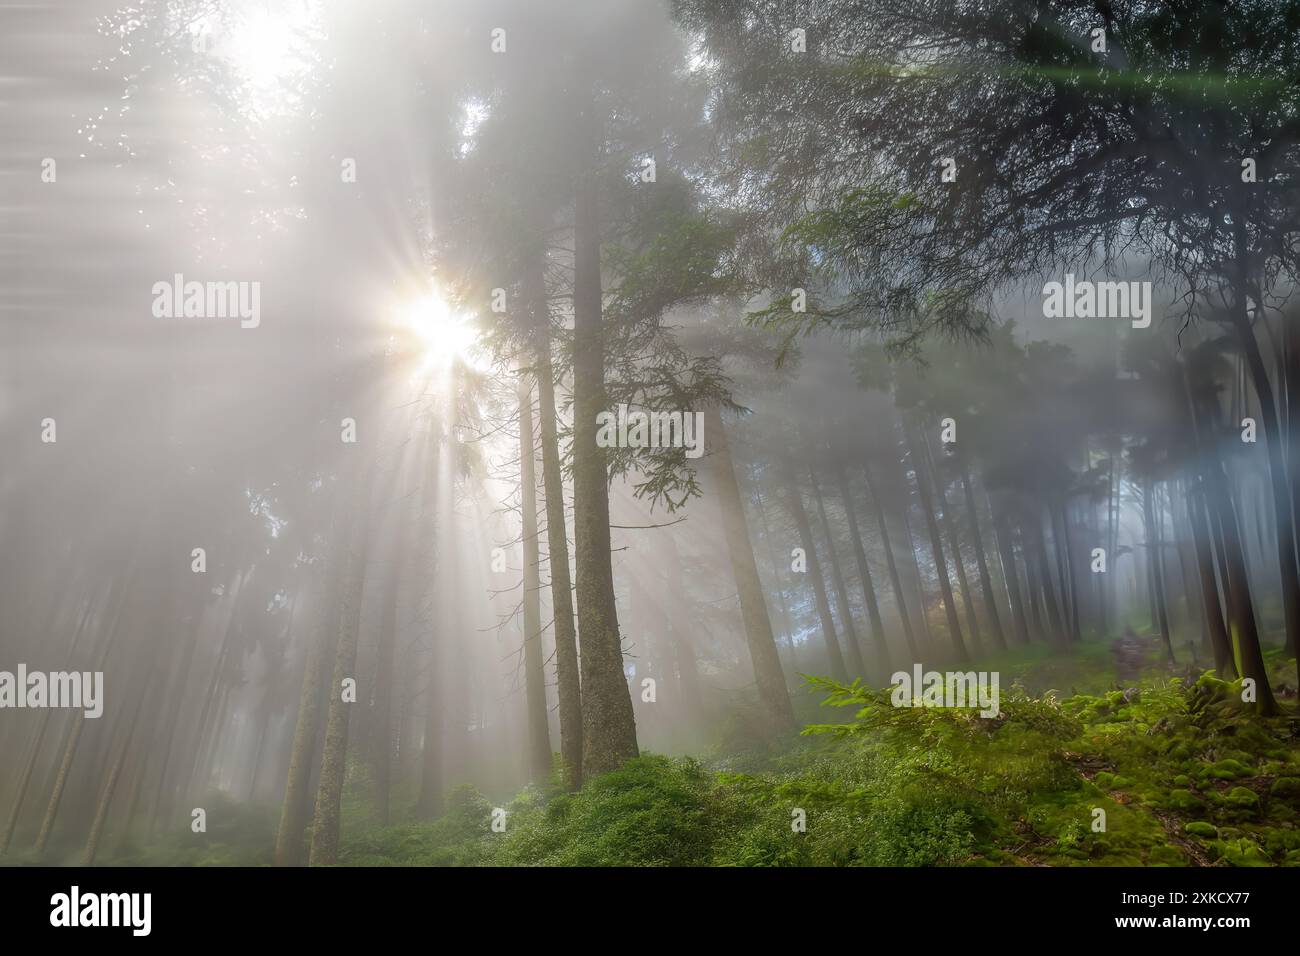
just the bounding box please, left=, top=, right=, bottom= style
left=1, top=588, right=98, bottom=854
left=1230, top=241, right=1300, bottom=657
left=903, top=419, right=968, bottom=663
left=834, top=462, right=891, bottom=675
left=572, top=94, right=638, bottom=777
left=957, top=458, right=1007, bottom=650
left=1187, top=474, right=1236, bottom=676
left=924, top=434, right=982, bottom=653
left=83, top=683, right=148, bottom=866
left=989, top=496, right=1030, bottom=645
left=1187, top=369, right=1277, bottom=713
left=810, top=464, right=868, bottom=678
left=274, top=579, right=336, bottom=865
left=528, top=258, right=584, bottom=790
left=519, top=373, right=554, bottom=780
left=863, top=463, right=918, bottom=661
left=705, top=405, right=794, bottom=728
left=1141, top=480, right=1176, bottom=661
left=34, top=556, right=137, bottom=856
left=782, top=462, right=847, bottom=681
left=308, top=466, right=372, bottom=866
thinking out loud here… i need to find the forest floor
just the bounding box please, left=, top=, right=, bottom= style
left=97, top=633, right=1300, bottom=867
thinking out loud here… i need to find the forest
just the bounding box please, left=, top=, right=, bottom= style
left=2, top=0, right=1300, bottom=871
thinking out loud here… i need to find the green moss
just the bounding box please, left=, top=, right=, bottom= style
left=1207, top=759, right=1253, bottom=780
left=185, top=645, right=1298, bottom=868
left=1214, top=837, right=1271, bottom=866
left=1272, top=777, right=1300, bottom=798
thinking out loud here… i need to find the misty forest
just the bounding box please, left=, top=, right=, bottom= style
left=4, top=0, right=1300, bottom=869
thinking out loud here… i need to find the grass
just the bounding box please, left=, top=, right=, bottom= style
left=326, top=639, right=1300, bottom=867
left=46, top=636, right=1297, bottom=868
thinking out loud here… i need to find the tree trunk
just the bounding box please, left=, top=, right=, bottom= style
left=705, top=405, right=794, bottom=728
left=782, top=462, right=847, bottom=681
left=924, top=433, right=982, bottom=653
left=1286, top=299, right=1300, bottom=655
left=903, top=419, right=968, bottom=663
left=810, top=464, right=867, bottom=678
left=1231, top=239, right=1299, bottom=656
left=1141, top=480, right=1175, bottom=661
left=1187, top=474, right=1236, bottom=676
left=571, top=95, right=638, bottom=778
left=990, top=496, right=1030, bottom=645
left=519, top=373, right=553, bottom=780
left=753, top=478, right=799, bottom=668
left=958, top=459, right=1007, bottom=650
left=900, top=505, right=936, bottom=654
left=34, top=556, right=138, bottom=856
left=308, top=468, right=372, bottom=866
left=864, top=463, right=918, bottom=661
left=1032, top=511, right=1068, bottom=644
left=1054, top=499, right=1083, bottom=642
left=1, top=588, right=98, bottom=854
left=1187, top=369, right=1278, bottom=714
left=369, top=505, right=407, bottom=828
left=274, top=585, right=335, bottom=865
left=529, top=259, right=583, bottom=791
left=834, top=462, right=891, bottom=675
left=83, top=684, right=148, bottom=866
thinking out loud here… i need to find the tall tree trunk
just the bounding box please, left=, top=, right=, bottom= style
left=1231, top=241, right=1299, bottom=656
left=1031, top=511, right=1068, bottom=644
left=834, top=462, right=891, bottom=675
left=663, top=538, right=706, bottom=720
left=990, top=496, right=1030, bottom=645
left=903, top=419, right=968, bottom=663
left=414, top=434, right=445, bottom=819
left=705, top=405, right=794, bottom=728
left=1187, top=475, right=1236, bottom=677
left=782, top=463, right=847, bottom=681
left=83, top=680, right=149, bottom=866
left=571, top=96, right=638, bottom=777
left=810, top=465, right=867, bottom=678
left=528, top=259, right=584, bottom=791
left=1, top=588, right=98, bottom=854
left=1286, top=299, right=1300, bottom=655
left=1054, top=499, right=1083, bottom=642
left=369, top=507, right=407, bottom=827
left=414, top=645, right=444, bottom=819
left=753, top=478, right=800, bottom=670
left=274, top=587, right=335, bottom=865
left=957, top=458, right=1007, bottom=650
left=864, top=463, right=918, bottom=661
left=1141, top=480, right=1175, bottom=661
left=900, top=506, right=936, bottom=654
left=924, top=433, right=982, bottom=652
left=308, top=467, right=372, bottom=866
left=182, top=579, right=249, bottom=802
left=34, top=556, right=138, bottom=856
left=519, top=373, right=553, bottom=780
left=1019, top=520, right=1045, bottom=638
left=1188, top=369, right=1277, bottom=713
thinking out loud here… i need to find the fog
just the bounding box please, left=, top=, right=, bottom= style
left=2, top=0, right=1296, bottom=868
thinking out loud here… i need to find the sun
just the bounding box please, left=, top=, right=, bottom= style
left=215, top=0, right=321, bottom=117
left=398, top=291, right=486, bottom=376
